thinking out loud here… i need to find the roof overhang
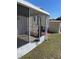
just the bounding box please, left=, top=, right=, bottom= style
left=17, top=0, right=50, bottom=16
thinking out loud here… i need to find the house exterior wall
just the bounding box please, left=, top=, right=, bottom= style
left=40, top=15, right=46, bottom=27
left=49, top=22, right=61, bottom=33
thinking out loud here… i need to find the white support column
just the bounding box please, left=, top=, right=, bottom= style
left=28, top=8, right=31, bottom=42
left=39, top=15, right=40, bottom=38
left=37, top=14, right=40, bottom=39
left=45, top=15, right=49, bottom=40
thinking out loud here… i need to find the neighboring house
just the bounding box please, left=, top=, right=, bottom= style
left=17, top=0, right=50, bottom=58
left=48, top=20, right=61, bottom=33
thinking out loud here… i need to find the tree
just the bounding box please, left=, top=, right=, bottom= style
left=56, top=16, right=61, bottom=21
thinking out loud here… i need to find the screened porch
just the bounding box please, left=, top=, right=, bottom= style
left=17, top=3, right=49, bottom=48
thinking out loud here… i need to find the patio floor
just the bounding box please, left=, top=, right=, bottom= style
left=17, top=35, right=37, bottom=48
left=17, top=39, right=28, bottom=48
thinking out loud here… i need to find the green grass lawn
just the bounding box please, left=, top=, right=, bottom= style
left=20, top=33, right=61, bottom=59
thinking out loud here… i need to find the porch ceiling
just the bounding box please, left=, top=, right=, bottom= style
left=29, top=8, right=44, bottom=16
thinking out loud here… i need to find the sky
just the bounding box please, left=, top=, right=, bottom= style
left=26, top=0, right=61, bottom=19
